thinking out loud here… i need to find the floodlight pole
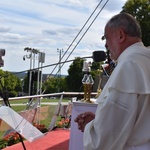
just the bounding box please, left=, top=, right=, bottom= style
left=38, top=52, right=45, bottom=95
left=28, top=51, right=32, bottom=97
left=57, top=48, right=63, bottom=92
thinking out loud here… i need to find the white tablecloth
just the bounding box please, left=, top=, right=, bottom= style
left=69, top=101, right=97, bottom=150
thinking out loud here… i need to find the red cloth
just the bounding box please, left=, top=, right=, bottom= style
left=4, top=129, right=70, bottom=150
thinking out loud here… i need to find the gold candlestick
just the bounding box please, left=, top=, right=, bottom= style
left=82, top=83, right=93, bottom=103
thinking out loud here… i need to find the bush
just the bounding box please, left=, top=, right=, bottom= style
left=9, top=91, right=17, bottom=97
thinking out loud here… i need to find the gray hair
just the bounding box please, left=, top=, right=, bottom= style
left=106, top=13, right=142, bottom=38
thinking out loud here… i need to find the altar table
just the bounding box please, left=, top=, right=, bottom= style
left=69, top=101, right=97, bottom=150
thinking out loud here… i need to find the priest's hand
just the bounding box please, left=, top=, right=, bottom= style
left=74, top=112, right=95, bottom=132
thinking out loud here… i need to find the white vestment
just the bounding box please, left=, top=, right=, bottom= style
left=83, top=42, right=150, bottom=150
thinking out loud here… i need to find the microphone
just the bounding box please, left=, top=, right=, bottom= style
left=92, top=51, right=106, bottom=62
left=82, top=51, right=107, bottom=72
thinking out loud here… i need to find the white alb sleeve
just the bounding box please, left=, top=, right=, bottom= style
left=83, top=89, right=138, bottom=150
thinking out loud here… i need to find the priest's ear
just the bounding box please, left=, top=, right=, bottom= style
left=118, top=30, right=125, bottom=43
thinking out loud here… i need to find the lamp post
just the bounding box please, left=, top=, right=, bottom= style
left=57, top=48, right=64, bottom=92
left=38, top=52, right=45, bottom=95
left=57, top=48, right=64, bottom=77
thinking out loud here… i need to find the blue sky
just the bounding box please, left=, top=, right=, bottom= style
left=0, top=0, right=127, bottom=75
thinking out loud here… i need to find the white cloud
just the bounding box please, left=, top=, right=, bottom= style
left=0, top=26, right=11, bottom=33
left=0, top=0, right=127, bottom=75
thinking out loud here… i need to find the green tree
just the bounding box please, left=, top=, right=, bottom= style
left=23, top=73, right=42, bottom=95
left=121, top=0, right=150, bottom=46
left=0, top=71, right=22, bottom=97
left=4, top=71, right=18, bottom=90
left=43, top=77, right=67, bottom=93
left=22, top=75, right=29, bottom=94
left=0, top=69, right=4, bottom=97
left=91, top=61, right=101, bottom=71
left=65, top=57, right=84, bottom=92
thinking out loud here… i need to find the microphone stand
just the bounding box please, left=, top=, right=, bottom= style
left=0, top=79, right=26, bottom=150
